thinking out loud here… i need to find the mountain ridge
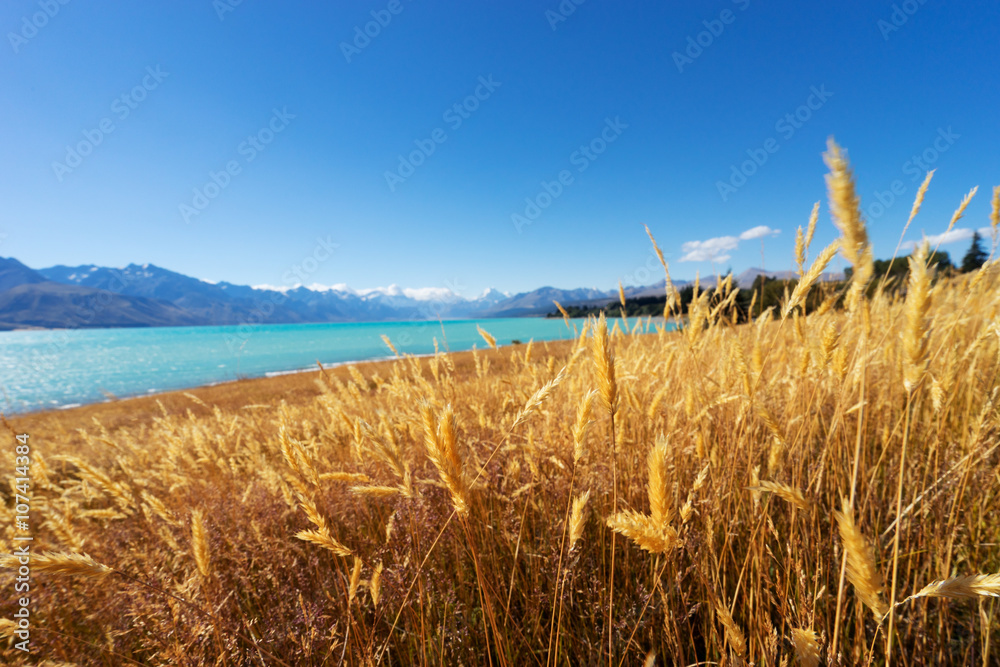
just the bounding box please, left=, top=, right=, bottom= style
left=1, top=257, right=838, bottom=330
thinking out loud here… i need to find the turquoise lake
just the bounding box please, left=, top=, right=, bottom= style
left=0, top=317, right=639, bottom=414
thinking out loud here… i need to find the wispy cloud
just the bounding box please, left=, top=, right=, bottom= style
left=680, top=225, right=781, bottom=262
left=679, top=236, right=738, bottom=263
left=901, top=227, right=993, bottom=251
left=740, top=225, right=781, bottom=241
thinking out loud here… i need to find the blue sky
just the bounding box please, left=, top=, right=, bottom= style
left=2, top=0, right=998, bottom=297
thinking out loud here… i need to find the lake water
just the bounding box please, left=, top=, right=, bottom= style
left=0, top=317, right=617, bottom=414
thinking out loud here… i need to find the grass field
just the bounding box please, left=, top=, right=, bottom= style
left=2, top=141, right=1000, bottom=665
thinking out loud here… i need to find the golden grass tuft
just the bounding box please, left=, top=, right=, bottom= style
left=348, top=556, right=363, bottom=604
left=190, top=510, right=211, bottom=580
left=553, top=299, right=571, bottom=326
left=380, top=334, right=399, bottom=357
left=421, top=404, right=469, bottom=514
left=784, top=238, right=840, bottom=318
left=791, top=628, right=821, bottom=667
left=647, top=435, right=672, bottom=525
left=715, top=601, right=746, bottom=659
left=572, top=388, right=596, bottom=463
left=906, top=169, right=934, bottom=232
left=295, top=496, right=352, bottom=557
left=835, top=498, right=888, bottom=620
left=605, top=510, right=678, bottom=555
left=902, top=240, right=932, bottom=392
left=569, top=490, right=590, bottom=548
left=946, top=186, right=978, bottom=233
left=749, top=480, right=809, bottom=511
left=824, top=138, right=873, bottom=312
left=591, top=312, right=618, bottom=415
left=511, top=366, right=566, bottom=430
left=0, top=618, right=17, bottom=641
left=369, top=561, right=384, bottom=606
left=2, top=551, right=113, bottom=580
left=476, top=325, right=497, bottom=350
left=903, top=574, right=1000, bottom=602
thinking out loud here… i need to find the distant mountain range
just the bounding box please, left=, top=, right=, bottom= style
left=0, top=257, right=841, bottom=330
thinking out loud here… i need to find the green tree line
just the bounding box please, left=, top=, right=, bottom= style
left=548, top=245, right=978, bottom=322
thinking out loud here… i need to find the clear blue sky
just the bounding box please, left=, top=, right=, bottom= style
left=2, top=0, right=998, bottom=297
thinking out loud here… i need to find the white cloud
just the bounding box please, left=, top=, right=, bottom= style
left=680, top=226, right=781, bottom=262
left=739, top=225, right=781, bottom=240
left=679, top=235, right=739, bottom=263
left=901, top=227, right=993, bottom=251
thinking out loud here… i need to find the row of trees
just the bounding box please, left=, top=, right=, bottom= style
left=847, top=232, right=990, bottom=277
left=549, top=274, right=839, bottom=323
left=960, top=230, right=990, bottom=272
left=550, top=232, right=993, bottom=322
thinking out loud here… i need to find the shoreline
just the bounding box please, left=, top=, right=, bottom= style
left=4, top=315, right=676, bottom=419
left=4, top=338, right=582, bottom=439
left=0, top=320, right=588, bottom=415
left=0, top=313, right=558, bottom=334
left=3, top=316, right=680, bottom=437
left=3, top=352, right=426, bottom=419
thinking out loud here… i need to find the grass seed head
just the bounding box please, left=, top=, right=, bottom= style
left=476, top=325, right=497, bottom=350
left=591, top=312, right=618, bottom=415
left=2, top=551, right=113, bottom=580
left=824, top=138, right=873, bottom=312
left=835, top=498, right=888, bottom=620
left=647, top=435, right=672, bottom=525
left=191, top=509, right=211, bottom=579
left=791, top=628, right=821, bottom=667
left=569, top=490, right=591, bottom=548
left=903, top=240, right=932, bottom=393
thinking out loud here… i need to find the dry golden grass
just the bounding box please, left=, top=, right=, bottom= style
left=792, top=627, right=821, bottom=667
left=2, top=140, right=1000, bottom=665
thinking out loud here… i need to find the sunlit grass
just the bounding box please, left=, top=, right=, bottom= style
left=3, top=141, right=999, bottom=665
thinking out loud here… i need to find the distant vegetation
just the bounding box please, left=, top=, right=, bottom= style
left=550, top=249, right=959, bottom=322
